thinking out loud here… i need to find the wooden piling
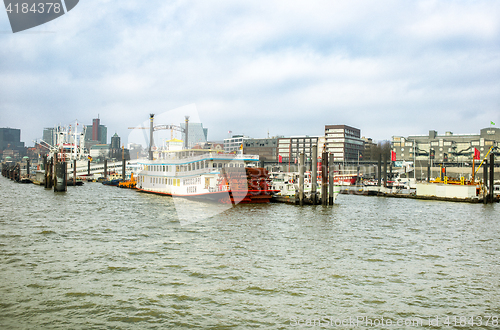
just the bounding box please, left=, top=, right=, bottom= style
left=43, top=155, right=47, bottom=186
left=321, top=151, right=328, bottom=205
left=489, top=153, right=494, bottom=203
left=104, top=159, right=108, bottom=179
left=377, top=154, right=382, bottom=187
left=427, top=161, right=431, bottom=182
left=73, top=159, right=77, bottom=186
left=311, top=145, right=318, bottom=204
left=122, top=147, right=126, bottom=180
left=328, top=153, right=334, bottom=205
left=298, top=153, right=304, bottom=206
left=483, top=160, right=488, bottom=204
left=47, top=157, right=53, bottom=188
left=54, top=161, right=67, bottom=192
left=383, top=153, right=387, bottom=188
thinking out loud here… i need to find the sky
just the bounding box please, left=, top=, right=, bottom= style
left=1, top=0, right=499, bottom=148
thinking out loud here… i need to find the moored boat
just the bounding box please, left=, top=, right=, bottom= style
left=136, top=151, right=278, bottom=204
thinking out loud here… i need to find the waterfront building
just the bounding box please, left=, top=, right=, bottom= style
left=392, top=127, right=500, bottom=163
left=0, top=127, right=24, bottom=151
left=109, top=133, right=130, bottom=160
left=89, top=144, right=110, bottom=160
left=324, top=125, right=364, bottom=162
left=224, top=135, right=250, bottom=153
left=110, top=133, right=120, bottom=149
left=277, top=136, right=321, bottom=165
left=180, top=122, right=208, bottom=149
left=42, top=127, right=55, bottom=146
left=127, top=143, right=144, bottom=160
left=242, top=138, right=278, bottom=162
left=84, top=117, right=107, bottom=149
left=361, top=137, right=378, bottom=161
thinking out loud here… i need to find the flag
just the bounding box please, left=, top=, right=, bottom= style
left=391, top=150, right=396, bottom=161
left=492, top=121, right=496, bottom=126
left=473, top=148, right=480, bottom=160
left=278, top=155, right=282, bottom=163
left=88, top=155, right=93, bottom=161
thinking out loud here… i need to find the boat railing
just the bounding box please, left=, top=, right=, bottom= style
left=157, top=152, right=259, bottom=163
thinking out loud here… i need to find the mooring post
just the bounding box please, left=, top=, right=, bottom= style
left=73, top=159, right=77, bottom=186
left=329, top=153, right=334, bottom=205
left=483, top=160, right=488, bottom=204
left=377, top=154, right=382, bottom=187
left=43, top=155, right=47, bottom=187
left=383, top=153, right=387, bottom=188
left=321, top=151, right=328, bottom=205
left=54, top=161, right=67, bottom=192
left=48, top=157, right=53, bottom=188
left=388, top=161, right=392, bottom=186
left=489, top=153, right=494, bottom=203
left=299, top=153, right=304, bottom=206
left=122, top=146, right=126, bottom=181
left=311, top=145, right=318, bottom=204
left=87, top=159, right=91, bottom=177
left=104, top=159, right=108, bottom=179
left=427, top=161, right=431, bottom=182
left=27, top=159, right=30, bottom=177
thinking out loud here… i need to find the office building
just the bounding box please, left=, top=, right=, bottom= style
left=392, top=127, right=500, bottom=163
left=180, top=122, right=208, bottom=149
left=85, top=117, right=107, bottom=149
left=242, top=138, right=278, bottom=162
left=224, top=135, right=250, bottom=153
left=277, top=136, right=322, bottom=165
left=42, top=127, right=55, bottom=146
left=0, top=127, right=24, bottom=151
left=325, top=125, right=364, bottom=162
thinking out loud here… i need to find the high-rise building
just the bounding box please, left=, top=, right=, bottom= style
left=111, top=133, right=121, bottom=149
left=85, top=117, right=107, bottom=149
left=324, top=125, right=364, bottom=162
left=99, top=125, right=107, bottom=145
left=0, top=128, right=24, bottom=150
left=92, top=118, right=100, bottom=141
left=180, top=122, right=208, bottom=148
left=42, top=127, right=55, bottom=146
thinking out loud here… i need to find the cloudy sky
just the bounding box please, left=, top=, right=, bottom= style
left=1, top=0, right=499, bottom=147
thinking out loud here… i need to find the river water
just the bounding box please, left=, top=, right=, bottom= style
left=0, top=178, right=499, bottom=329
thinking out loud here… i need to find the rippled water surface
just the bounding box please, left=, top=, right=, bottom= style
left=1, top=178, right=499, bottom=329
